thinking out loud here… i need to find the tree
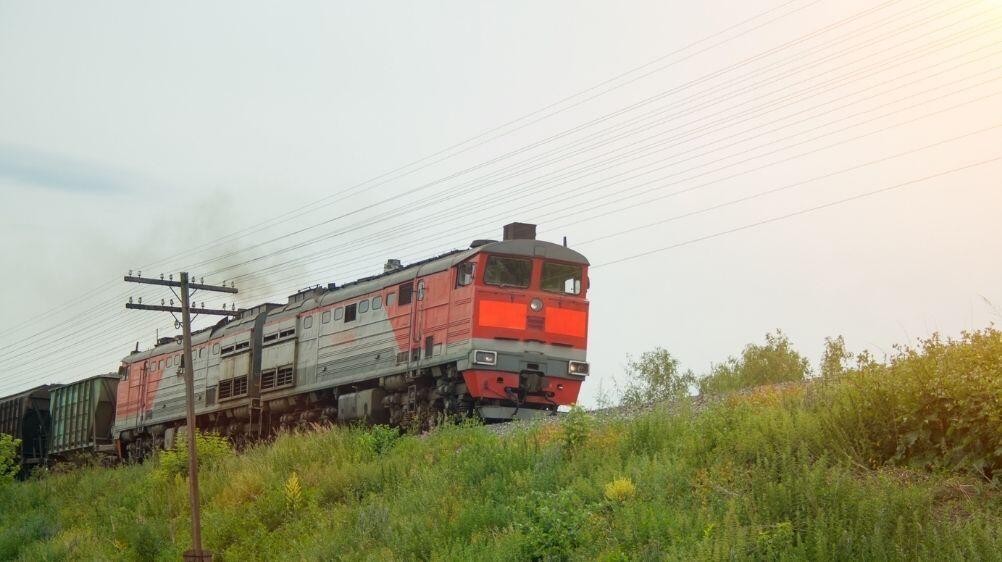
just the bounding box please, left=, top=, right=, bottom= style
left=621, top=347, right=695, bottom=406
left=0, top=433, right=20, bottom=484
left=820, top=335, right=852, bottom=380
left=698, top=330, right=809, bottom=395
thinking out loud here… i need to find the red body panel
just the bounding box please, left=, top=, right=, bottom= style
left=471, top=256, right=589, bottom=350
left=462, top=370, right=583, bottom=405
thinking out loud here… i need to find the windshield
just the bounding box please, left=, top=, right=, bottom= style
left=484, top=256, right=532, bottom=288
left=541, top=262, right=583, bottom=295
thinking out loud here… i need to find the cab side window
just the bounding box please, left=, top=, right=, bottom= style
left=398, top=282, right=413, bottom=306
left=456, top=261, right=475, bottom=287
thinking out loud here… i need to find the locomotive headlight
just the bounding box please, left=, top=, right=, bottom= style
left=568, top=361, right=590, bottom=375
left=473, top=350, right=498, bottom=366
left=530, top=298, right=544, bottom=312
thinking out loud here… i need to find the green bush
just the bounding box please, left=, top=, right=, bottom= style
left=155, top=430, right=234, bottom=481
left=620, top=347, right=695, bottom=406
left=699, top=330, right=810, bottom=394
left=560, top=405, right=591, bottom=452
left=518, top=489, right=591, bottom=561
left=821, top=328, right=1002, bottom=482
left=362, top=424, right=400, bottom=455
left=0, top=433, right=20, bottom=484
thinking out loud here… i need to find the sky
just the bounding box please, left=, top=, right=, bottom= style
left=1, top=0, right=1001, bottom=404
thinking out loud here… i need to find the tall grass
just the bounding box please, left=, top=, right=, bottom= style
left=1, top=330, right=1000, bottom=560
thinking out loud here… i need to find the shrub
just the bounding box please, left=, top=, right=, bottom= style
left=821, top=328, right=1002, bottom=482
left=0, top=434, right=19, bottom=484
left=519, top=490, right=591, bottom=561
left=363, top=425, right=400, bottom=455
left=699, top=330, right=809, bottom=394
left=603, top=477, right=637, bottom=503
left=620, top=347, right=695, bottom=406
left=560, top=405, right=591, bottom=452
left=154, top=430, right=233, bottom=481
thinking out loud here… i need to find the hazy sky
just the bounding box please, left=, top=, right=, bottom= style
left=1, top=0, right=1001, bottom=404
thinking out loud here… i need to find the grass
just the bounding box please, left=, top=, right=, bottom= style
left=1, top=330, right=1001, bottom=561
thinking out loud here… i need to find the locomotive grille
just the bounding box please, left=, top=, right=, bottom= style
left=526, top=316, right=545, bottom=331
left=276, top=367, right=294, bottom=387
left=233, top=375, right=248, bottom=396
left=261, top=368, right=296, bottom=391
left=218, top=376, right=249, bottom=400
left=218, top=379, right=232, bottom=400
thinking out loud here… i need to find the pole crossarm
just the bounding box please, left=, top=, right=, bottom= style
left=124, top=303, right=240, bottom=316
left=123, top=275, right=238, bottom=294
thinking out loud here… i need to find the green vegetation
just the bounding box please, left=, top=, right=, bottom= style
left=0, top=434, right=19, bottom=485
left=698, top=330, right=810, bottom=395
left=1, top=329, right=1000, bottom=560
left=620, top=347, right=695, bottom=407
left=154, top=431, right=234, bottom=482
left=821, top=329, right=1002, bottom=481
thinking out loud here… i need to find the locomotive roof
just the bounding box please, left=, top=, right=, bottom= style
left=123, top=238, right=588, bottom=362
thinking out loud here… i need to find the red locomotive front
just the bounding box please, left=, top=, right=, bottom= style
left=453, top=225, right=590, bottom=418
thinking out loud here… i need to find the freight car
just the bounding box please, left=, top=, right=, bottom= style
left=113, top=223, right=590, bottom=459
left=0, top=384, right=58, bottom=474
left=49, top=374, right=121, bottom=457
left=0, top=375, right=122, bottom=474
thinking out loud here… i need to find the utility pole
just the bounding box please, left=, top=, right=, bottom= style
left=125, top=271, right=238, bottom=562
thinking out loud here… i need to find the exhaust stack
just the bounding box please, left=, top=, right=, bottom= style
left=502, top=222, right=536, bottom=241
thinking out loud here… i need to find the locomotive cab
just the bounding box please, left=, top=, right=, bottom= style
left=458, top=234, right=590, bottom=419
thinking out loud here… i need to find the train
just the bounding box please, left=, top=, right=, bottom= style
left=0, top=222, right=590, bottom=469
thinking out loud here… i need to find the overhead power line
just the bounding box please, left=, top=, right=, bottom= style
left=591, top=156, right=1002, bottom=269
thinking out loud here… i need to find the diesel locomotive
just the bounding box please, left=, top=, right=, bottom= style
left=0, top=223, right=590, bottom=466
left=113, top=222, right=589, bottom=459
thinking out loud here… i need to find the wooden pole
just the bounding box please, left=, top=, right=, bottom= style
left=178, top=272, right=205, bottom=558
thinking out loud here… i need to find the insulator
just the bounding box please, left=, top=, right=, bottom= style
left=201, top=302, right=205, bottom=308
left=160, top=273, right=164, bottom=280
left=161, top=299, right=165, bottom=306
left=169, top=274, right=173, bottom=281
left=128, top=269, right=133, bottom=276
left=169, top=299, right=174, bottom=306
left=137, top=270, right=142, bottom=277
left=138, top=297, right=142, bottom=304
left=129, top=297, right=133, bottom=304
left=200, top=277, right=204, bottom=284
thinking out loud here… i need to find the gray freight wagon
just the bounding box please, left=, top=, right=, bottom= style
left=49, top=374, right=120, bottom=457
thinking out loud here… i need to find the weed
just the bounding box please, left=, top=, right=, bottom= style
left=560, top=405, right=591, bottom=453
left=603, top=478, right=637, bottom=503
left=154, top=430, right=233, bottom=481
left=284, top=472, right=303, bottom=513
left=518, top=489, right=591, bottom=561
